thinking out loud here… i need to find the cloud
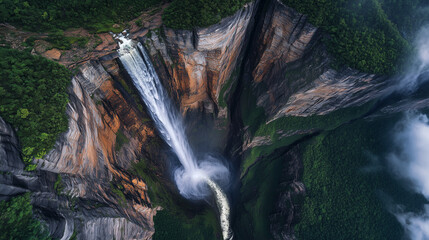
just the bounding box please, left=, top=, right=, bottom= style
left=394, top=205, right=429, bottom=240
left=387, top=111, right=429, bottom=240
left=396, top=26, right=429, bottom=93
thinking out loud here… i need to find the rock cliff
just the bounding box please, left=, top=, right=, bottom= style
left=142, top=1, right=259, bottom=120
left=243, top=0, right=389, bottom=122
left=0, top=60, right=162, bottom=239
left=226, top=0, right=395, bottom=239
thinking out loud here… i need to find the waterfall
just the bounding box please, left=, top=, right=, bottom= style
left=117, top=36, right=232, bottom=240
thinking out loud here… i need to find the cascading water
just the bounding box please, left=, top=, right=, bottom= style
left=117, top=35, right=232, bottom=240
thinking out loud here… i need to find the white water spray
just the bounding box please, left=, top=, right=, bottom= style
left=117, top=35, right=232, bottom=239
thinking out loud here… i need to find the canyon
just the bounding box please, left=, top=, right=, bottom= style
left=0, top=0, right=418, bottom=239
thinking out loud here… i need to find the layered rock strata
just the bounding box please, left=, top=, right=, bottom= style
left=142, top=1, right=259, bottom=119
left=245, top=0, right=389, bottom=121
left=0, top=60, right=161, bottom=239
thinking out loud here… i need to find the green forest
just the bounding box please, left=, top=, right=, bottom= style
left=0, top=47, right=71, bottom=169
left=235, top=109, right=411, bottom=239
left=0, top=0, right=161, bottom=32
left=0, top=193, right=51, bottom=240
left=0, top=0, right=250, bottom=32
left=295, top=117, right=405, bottom=239
left=282, top=0, right=428, bottom=74
left=2, top=0, right=426, bottom=74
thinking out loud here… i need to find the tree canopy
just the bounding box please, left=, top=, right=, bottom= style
left=3, top=0, right=426, bottom=74
left=0, top=0, right=161, bottom=32
left=0, top=48, right=71, bottom=169
left=0, top=193, right=51, bottom=240
left=283, top=0, right=428, bottom=74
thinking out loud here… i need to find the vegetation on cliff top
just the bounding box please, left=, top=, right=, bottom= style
left=162, top=0, right=251, bottom=29
left=282, top=0, right=428, bottom=74
left=1, top=0, right=252, bottom=31
left=0, top=193, right=51, bottom=240
left=2, top=0, right=427, bottom=75
left=0, top=0, right=161, bottom=32
left=0, top=47, right=71, bottom=169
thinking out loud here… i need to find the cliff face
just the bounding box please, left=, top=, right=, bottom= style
left=142, top=1, right=259, bottom=119
left=0, top=118, right=153, bottom=240
left=245, top=0, right=388, bottom=121
left=0, top=60, right=162, bottom=240
left=0, top=117, right=28, bottom=200
left=227, top=1, right=396, bottom=239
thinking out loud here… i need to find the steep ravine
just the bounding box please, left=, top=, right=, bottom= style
left=0, top=0, right=405, bottom=239
left=224, top=0, right=396, bottom=239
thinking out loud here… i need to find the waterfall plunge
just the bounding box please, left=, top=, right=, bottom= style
left=117, top=36, right=232, bottom=240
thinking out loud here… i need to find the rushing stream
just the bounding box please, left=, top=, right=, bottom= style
left=117, top=35, right=232, bottom=240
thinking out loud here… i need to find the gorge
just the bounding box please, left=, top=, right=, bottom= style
left=117, top=34, right=232, bottom=239
left=1, top=0, right=429, bottom=239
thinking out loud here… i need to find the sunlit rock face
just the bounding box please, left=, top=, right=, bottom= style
left=0, top=60, right=160, bottom=240
left=143, top=1, right=259, bottom=117
left=246, top=0, right=389, bottom=121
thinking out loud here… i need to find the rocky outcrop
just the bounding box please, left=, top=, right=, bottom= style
left=242, top=135, right=272, bottom=152
left=143, top=1, right=259, bottom=118
left=0, top=118, right=122, bottom=239
left=0, top=59, right=161, bottom=239
left=43, top=48, right=61, bottom=61
left=272, top=69, right=387, bottom=118
left=245, top=0, right=389, bottom=121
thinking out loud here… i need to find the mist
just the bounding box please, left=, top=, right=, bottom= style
left=174, top=154, right=231, bottom=200
left=117, top=34, right=233, bottom=239
left=396, top=26, right=429, bottom=93
left=387, top=111, right=429, bottom=240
